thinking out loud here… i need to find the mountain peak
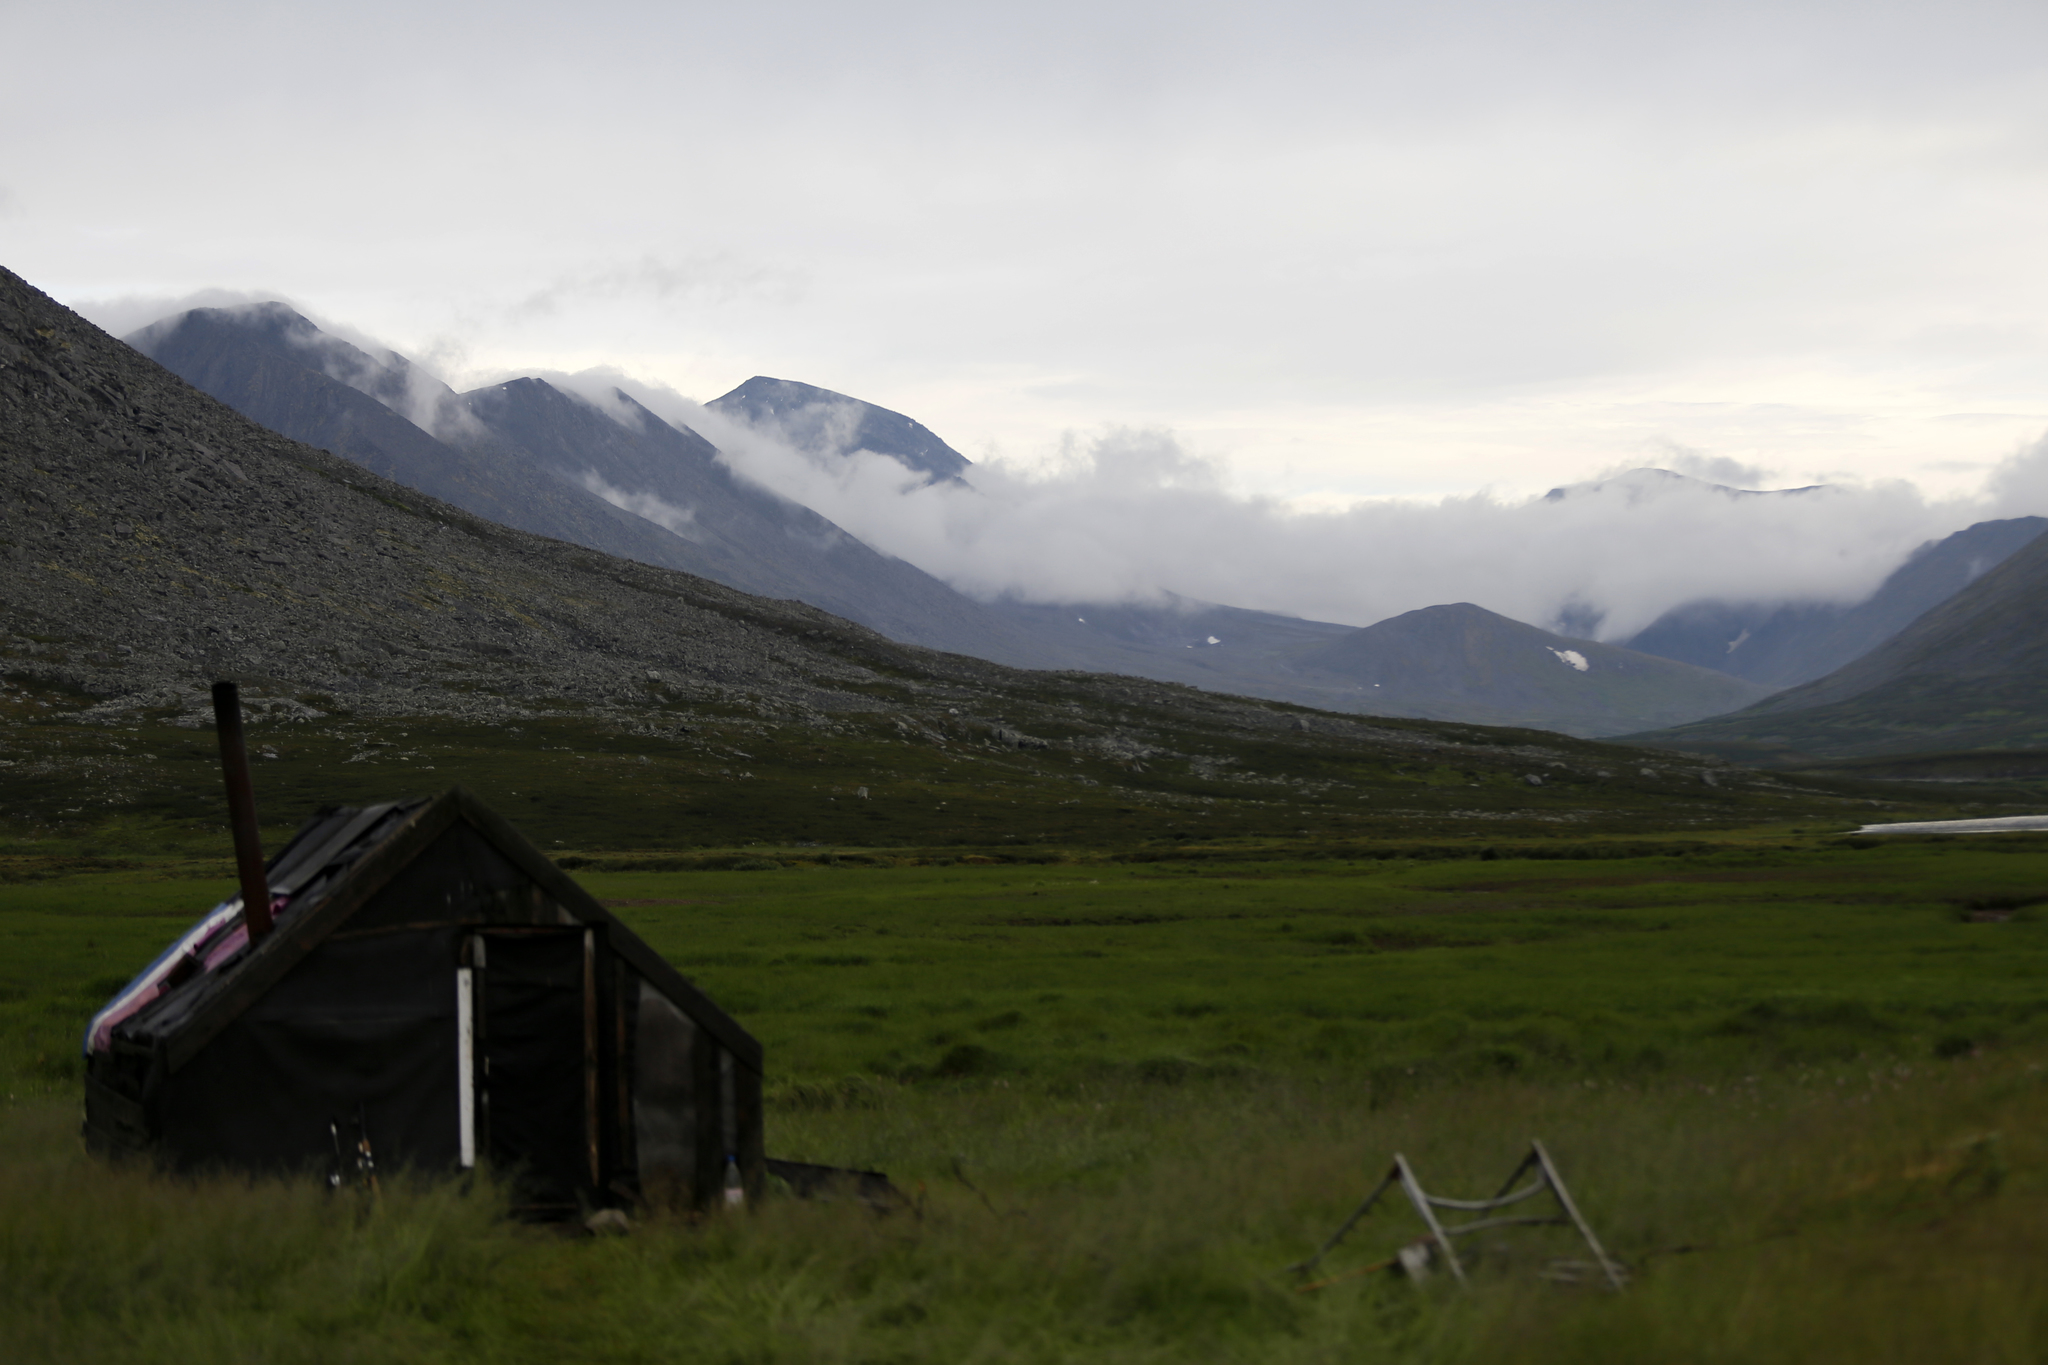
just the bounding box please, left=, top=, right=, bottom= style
left=708, top=375, right=971, bottom=485
left=127, top=300, right=320, bottom=354
left=1544, top=467, right=1823, bottom=502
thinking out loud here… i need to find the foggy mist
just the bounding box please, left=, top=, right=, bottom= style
left=568, top=370, right=2048, bottom=640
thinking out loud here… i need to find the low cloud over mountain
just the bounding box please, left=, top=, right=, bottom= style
left=650, top=381, right=2048, bottom=643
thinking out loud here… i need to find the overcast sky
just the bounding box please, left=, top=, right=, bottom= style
left=7, top=0, right=2048, bottom=509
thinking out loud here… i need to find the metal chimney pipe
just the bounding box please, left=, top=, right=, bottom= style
left=210, top=680, right=273, bottom=941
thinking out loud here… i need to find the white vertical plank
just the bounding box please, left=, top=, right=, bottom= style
left=456, top=965, right=475, bottom=1169
left=583, top=928, right=599, bottom=1185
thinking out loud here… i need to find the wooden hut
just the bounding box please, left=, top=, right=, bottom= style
left=84, top=786, right=763, bottom=1216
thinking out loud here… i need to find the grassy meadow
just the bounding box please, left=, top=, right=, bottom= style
left=3, top=832, right=2047, bottom=1360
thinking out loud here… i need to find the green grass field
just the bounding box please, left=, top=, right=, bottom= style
left=3, top=682, right=2030, bottom=855
left=3, top=832, right=2047, bottom=1360
left=592, top=839, right=2048, bottom=1089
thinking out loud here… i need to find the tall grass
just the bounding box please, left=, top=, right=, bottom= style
left=5, top=1050, right=2044, bottom=1362
left=6, top=842, right=2047, bottom=1358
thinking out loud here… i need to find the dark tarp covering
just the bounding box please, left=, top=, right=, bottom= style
left=346, top=820, right=531, bottom=932
left=634, top=983, right=698, bottom=1207
left=155, top=928, right=461, bottom=1174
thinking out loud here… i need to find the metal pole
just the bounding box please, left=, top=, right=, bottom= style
left=1532, top=1141, right=1628, bottom=1291
left=1288, top=1165, right=1400, bottom=1275
left=1396, top=1154, right=1469, bottom=1284
left=210, top=680, right=273, bottom=940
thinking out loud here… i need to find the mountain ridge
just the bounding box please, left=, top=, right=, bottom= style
left=125, top=305, right=706, bottom=573
left=1288, top=602, right=1775, bottom=738
left=1622, top=516, right=2046, bottom=687
left=1626, top=528, right=2048, bottom=759
left=128, top=305, right=1067, bottom=666
left=121, top=304, right=1758, bottom=734
left=109, top=297, right=2006, bottom=743
left=5, top=261, right=1856, bottom=849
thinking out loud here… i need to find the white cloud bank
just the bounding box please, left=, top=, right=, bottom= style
left=89, top=289, right=2048, bottom=643
left=649, top=385, right=2048, bottom=640
left=577, top=470, right=699, bottom=541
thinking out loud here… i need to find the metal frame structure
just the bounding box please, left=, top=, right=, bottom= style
left=1290, top=1140, right=1626, bottom=1290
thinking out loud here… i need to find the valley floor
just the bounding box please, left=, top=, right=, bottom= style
left=3, top=836, right=2046, bottom=1361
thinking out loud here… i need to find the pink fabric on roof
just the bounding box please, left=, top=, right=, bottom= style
left=84, top=895, right=295, bottom=1054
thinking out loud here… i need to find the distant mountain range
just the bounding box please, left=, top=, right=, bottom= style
left=1622, top=516, right=2046, bottom=687
left=1629, top=526, right=2048, bottom=760
left=7, top=261, right=1834, bottom=851
left=1287, top=603, right=1774, bottom=736
left=111, top=298, right=2041, bottom=746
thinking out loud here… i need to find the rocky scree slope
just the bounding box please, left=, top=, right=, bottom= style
left=0, top=269, right=982, bottom=727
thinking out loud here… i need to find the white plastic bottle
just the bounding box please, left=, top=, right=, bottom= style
left=724, top=1154, right=745, bottom=1209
